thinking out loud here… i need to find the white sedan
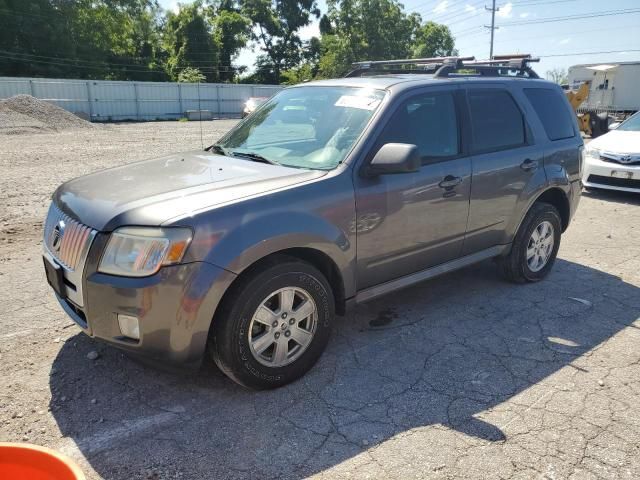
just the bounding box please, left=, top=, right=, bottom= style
left=583, top=111, right=640, bottom=193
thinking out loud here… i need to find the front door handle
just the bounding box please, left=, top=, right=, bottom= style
left=438, top=175, right=463, bottom=189
left=520, top=158, right=539, bottom=171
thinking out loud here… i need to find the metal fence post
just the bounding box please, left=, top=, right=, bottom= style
left=86, top=81, right=93, bottom=120
left=134, top=82, right=140, bottom=120
left=29, top=79, right=34, bottom=96
left=178, top=83, right=183, bottom=116
left=216, top=84, right=221, bottom=117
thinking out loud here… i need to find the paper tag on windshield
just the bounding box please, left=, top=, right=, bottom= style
left=334, top=95, right=381, bottom=110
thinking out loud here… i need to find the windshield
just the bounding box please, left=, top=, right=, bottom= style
left=216, top=86, right=385, bottom=170
left=618, top=112, right=640, bottom=131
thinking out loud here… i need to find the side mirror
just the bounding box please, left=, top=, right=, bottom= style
left=365, top=143, right=421, bottom=177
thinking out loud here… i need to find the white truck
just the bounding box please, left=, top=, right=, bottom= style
left=568, top=61, right=640, bottom=116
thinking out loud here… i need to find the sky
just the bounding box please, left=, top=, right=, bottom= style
left=158, top=0, right=640, bottom=79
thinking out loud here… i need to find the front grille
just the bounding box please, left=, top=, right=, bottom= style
left=587, top=175, right=640, bottom=189
left=44, top=204, right=97, bottom=271
left=599, top=153, right=640, bottom=166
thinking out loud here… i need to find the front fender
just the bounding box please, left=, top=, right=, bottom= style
left=211, top=211, right=352, bottom=275
left=178, top=172, right=357, bottom=298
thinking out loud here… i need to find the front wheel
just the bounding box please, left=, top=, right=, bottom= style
left=209, top=257, right=334, bottom=389
left=498, top=202, right=562, bottom=283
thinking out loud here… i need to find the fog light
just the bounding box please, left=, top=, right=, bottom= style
left=117, top=314, right=140, bottom=340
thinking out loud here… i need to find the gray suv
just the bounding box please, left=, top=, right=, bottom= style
left=43, top=57, right=583, bottom=389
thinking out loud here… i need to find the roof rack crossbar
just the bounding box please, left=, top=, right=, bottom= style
left=344, top=56, right=475, bottom=77
left=344, top=54, right=540, bottom=79
left=351, top=56, right=475, bottom=68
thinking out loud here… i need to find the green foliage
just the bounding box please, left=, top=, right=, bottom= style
left=177, top=67, right=207, bottom=82
left=316, top=0, right=456, bottom=78
left=240, top=0, right=320, bottom=83
left=0, top=0, right=456, bottom=84
left=212, top=2, right=251, bottom=81
left=317, top=0, right=421, bottom=78
left=412, top=21, right=456, bottom=58
left=0, top=0, right=167, bottom=80
left=163, top=2, right=220, bottom=82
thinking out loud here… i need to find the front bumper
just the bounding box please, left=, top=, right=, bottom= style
left=53, top=260, right=236, bottom=367
left=582, top=156, right=640, bottom=193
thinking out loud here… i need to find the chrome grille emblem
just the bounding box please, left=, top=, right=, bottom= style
left=51, top=220, right=65, bottom=252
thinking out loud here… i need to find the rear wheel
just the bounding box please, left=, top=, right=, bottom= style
left=209, top=257, right=334, bottom=389
left=498, top=202, right=562, bottom=283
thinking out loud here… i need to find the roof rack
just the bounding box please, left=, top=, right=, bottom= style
left=344, top=54, right=540, bottom=79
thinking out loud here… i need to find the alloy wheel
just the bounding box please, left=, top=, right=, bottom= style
left=247, top=287, right=318, bottom=367
left=527, top=220, right=555, bottom=272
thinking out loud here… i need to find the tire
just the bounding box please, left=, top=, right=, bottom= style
left=497, top=202, right=562, bottom=283
left=209, top=256, right=334, bottom=389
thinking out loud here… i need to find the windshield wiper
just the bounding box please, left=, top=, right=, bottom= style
left=206, top=144, right=229, bottom=156
left=230, top=151, right=280, bottom=165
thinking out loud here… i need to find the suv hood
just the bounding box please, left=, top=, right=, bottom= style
left=54, top=151, right=326, bottom=231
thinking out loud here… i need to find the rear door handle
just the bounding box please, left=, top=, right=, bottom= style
left=438, top=175, right=463, bottom=189
left=520, top=159, right=538, bottom=171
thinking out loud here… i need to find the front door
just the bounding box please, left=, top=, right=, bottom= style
left=354, top=89, right=472, bottom=290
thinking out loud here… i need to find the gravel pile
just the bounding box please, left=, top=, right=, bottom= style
left=0, top=94, right=94, bottom=134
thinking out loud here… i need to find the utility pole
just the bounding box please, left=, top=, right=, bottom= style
left=485, top=1, right=499, bottom=59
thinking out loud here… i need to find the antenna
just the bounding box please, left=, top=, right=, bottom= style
left=197, top=79, right=204, bottom=150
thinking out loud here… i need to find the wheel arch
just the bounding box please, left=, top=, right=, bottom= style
left=211, top=247, right=348, bottom=333
left=533, top=187, right=571, bottom=232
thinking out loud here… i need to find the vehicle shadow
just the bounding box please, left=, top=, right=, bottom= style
left=49, top=258, right=640, bottom=479
left=582, top=187, right=640, bottom=205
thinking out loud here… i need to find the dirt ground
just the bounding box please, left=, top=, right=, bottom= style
left=1, top=122, right=640, bottom=480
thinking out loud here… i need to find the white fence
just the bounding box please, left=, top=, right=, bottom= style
left=0, top=77, right=283, bottom=122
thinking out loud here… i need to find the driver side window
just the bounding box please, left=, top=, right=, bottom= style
left=379, top=91, right=459, bottom=163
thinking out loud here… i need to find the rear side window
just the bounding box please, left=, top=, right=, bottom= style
left=467, top=89, right=525, bottom=153
left=524, top=88, right=575, bottom=140
left=378, top=92, right=459, bottom=162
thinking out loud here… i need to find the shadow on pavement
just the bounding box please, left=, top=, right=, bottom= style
left=49, top=258, right=640, bottom=479
left=582, top=187, right=640, bottom=206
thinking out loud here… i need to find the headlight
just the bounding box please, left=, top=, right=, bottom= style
left=585, top=147, right=600, bottom=159
left=98, top=227, right=192, bottom=277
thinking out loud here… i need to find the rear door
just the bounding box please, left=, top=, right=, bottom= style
left=354, top=87, right=472, bottom=290
left=461, top=84, right=544, bottom=254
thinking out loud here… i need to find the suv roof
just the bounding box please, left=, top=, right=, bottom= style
left=302, top=74, right=552, bottom=91
left=300, top=55, right=550, bottom=90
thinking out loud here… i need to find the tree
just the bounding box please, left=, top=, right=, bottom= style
left=0, top=0, right=166, bottom=80
left=240, top=0, right=320, bottom=83
left=317, top=0, right=421, bottom=78
left=546, top=68, right=568, bottom=85
left=412, top=21, right=456, bottom=58
left=163, top=2, right=220, bottom=82
left=209, top=0, right=251, bottom=81
left=177, top=67, right=206, bottom=82
left=280, top=36, right=321, bottom=84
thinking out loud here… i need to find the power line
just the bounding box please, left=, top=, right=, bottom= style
left=539, top=48, right=640, bottom=58
left=0, top=53, right=239, bottom=74
left=0, top=50, right=238, bottom=70
left=410, top=0, right=485, bottom=23
left=459, top=20, right=640, bottom=42
left=500, top=8, right=640, bottom=26
left=512, top=0, right=579, bottom=5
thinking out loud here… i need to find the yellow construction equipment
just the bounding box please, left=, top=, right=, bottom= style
left=565, top=81, right=608, bottom=137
